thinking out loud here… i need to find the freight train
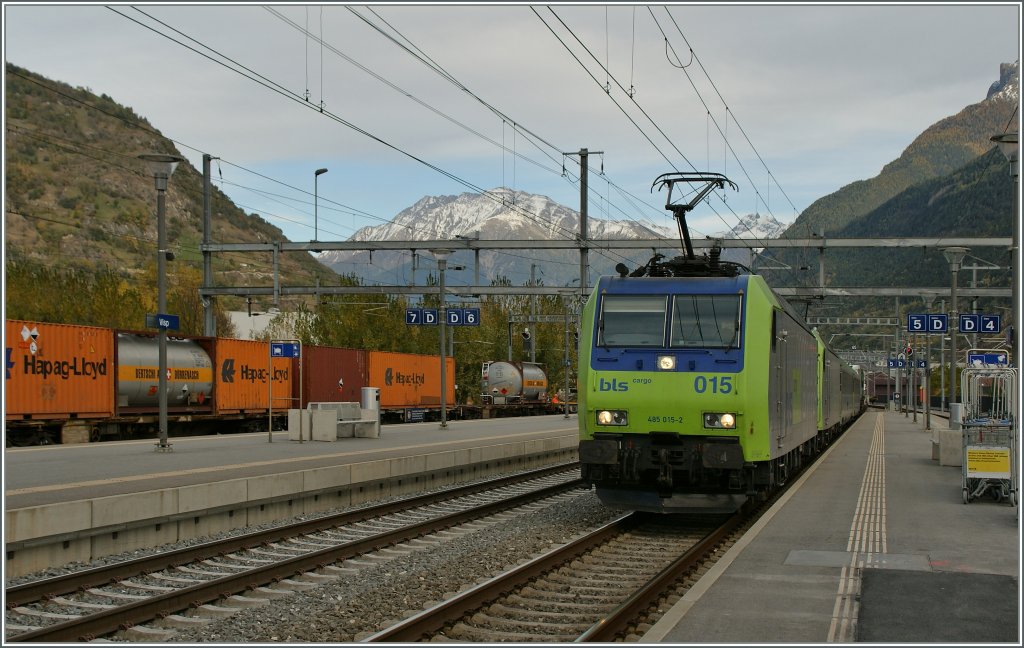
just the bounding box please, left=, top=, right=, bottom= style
left=4, top=320, right=455, bottom=446
left=577, top=172, right=865, bottom=513
left=478, top=361, right=575, bottom=417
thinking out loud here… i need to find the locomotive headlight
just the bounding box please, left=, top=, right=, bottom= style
left=597, top=410, right=628, bottom=426
left=657, top=355, right=676, bottom=370
left=704, top=412, right=737, bottom=429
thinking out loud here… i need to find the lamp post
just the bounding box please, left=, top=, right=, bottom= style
left=138, top=153, right=184, bottom=451
left=990, top=133, right=1019, bottom=368
left=431, top=249, right=452, bottom=428
left=943, top=246, right=968, bottom=429
left=314, top=168, right=328, bottom=242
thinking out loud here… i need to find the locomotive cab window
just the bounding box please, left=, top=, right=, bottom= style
left=598, top=295, right=667, bottom=346
left=670, top=295, right=742, bottom=349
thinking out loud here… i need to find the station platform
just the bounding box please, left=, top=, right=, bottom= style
left=643, top=409, right=1020, bottom=643
left=4, top=415, right=578, bottom=577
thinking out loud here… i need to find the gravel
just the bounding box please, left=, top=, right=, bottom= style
left=7, top=469, right=624, bottom=642
left=172, top=491, right=618, bottom=642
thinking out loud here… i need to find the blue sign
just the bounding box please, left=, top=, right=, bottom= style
left=908, top=313, right=947, bottom=333
left=407, top=308, right=478, bottom=326
left=916, top=359, right=928, bottom=368
left=980, top=315, right=1001, bottom=333
left=967, top=353, right=1008, bottom=366
left=270, top=342, right=300, bottom=358
left=888, top=358, right=908, bottom=368
left=147, top=313, right=180, bottom=331
left=959, top=314, right=979, bottom=332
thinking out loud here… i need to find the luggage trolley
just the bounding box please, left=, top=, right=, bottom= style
left=960, top=363, right=1017, bottom=505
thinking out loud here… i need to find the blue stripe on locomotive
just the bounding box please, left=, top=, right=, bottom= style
left=589, top=275, right=748, bottom=374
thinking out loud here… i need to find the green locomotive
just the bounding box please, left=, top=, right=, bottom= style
left=578, top=173, right=864, bottom=513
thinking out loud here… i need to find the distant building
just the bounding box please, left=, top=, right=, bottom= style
left=866, top=371, right=895, bottom=403
left=227, top=310, right=296, bottom=340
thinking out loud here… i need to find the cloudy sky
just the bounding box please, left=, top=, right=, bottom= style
left=4, top=3, right=1020, bottom=245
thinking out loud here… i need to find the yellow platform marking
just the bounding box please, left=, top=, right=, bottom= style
left=828, top=412, right=886, bottom=642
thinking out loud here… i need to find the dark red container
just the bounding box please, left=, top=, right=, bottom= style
left=293, top=346, right=368, bottom=408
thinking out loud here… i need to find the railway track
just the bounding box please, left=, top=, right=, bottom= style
left=362, top=508, right=748, bottom=643
left=4, top=463, right=583, bottom=643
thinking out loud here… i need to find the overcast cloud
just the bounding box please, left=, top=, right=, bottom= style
left=3, top=2, right=1020, bottom=243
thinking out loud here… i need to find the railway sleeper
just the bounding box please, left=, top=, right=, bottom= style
left=121, top=624, right=178, bottom=641
left=506, top=592, right=611, bottom=609
left=523, top=584, right=614, bottom=601
left=448, top=621, right=579, bottom=643
left=468, top=610, right=585, bottom=630
left=488, top=603, right=605, bottom=624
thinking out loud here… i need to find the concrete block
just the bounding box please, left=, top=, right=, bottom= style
left=5, top=501, right=92, bottom=543
left=350, top=459, right=389, bottom=484
left=353, top=420, right=379, bottom=438
left=423, top=451, right=456, bottom=472
left=390, top=455, right=428, bottom=478
left=181, top=509, right=244, bottom=537
left=302, top=489, right=350, bottom=515
left=336, top=421, right=356, bottom=439
left=939, top=429, right=963, bottom=467
left=178, top=479, right=248, bottom=514
left=246, top=499, right=298, bottom=526
left=92, top=522, right=178, bottom=559
left=92, top=490, right=178, bottom=528
left=310, top=401, right=361, bottom=420
left=247, top=472, right=303, bottom=502
left=303, top=465, right=352, bottom=492
left=288, top=409, right=311, bottom=442
left=5, top=540, right=92, bottom=578
left=311, top=409, right=338, bottom=441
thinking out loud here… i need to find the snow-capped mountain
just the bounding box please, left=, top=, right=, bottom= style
left=338, top=188, right=670, bottom=244
left=317, top=188, right=786, bottom=286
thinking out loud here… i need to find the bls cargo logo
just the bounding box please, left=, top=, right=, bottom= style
left=220, top=359, right=289, bottom=384
left=384, top=367, right=426, bottom=387
left=598, top=378, right=629, bottom=392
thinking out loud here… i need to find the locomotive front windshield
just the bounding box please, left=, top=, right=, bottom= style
left=598, top=293, right=742, bottom=349
left=670, top=295, right=742, bottom=349
left=598, top=295, right=668, bottom=347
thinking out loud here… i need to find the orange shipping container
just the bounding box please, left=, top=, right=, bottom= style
left=293, top=346, right=368, bottom=408
left=5, top=320, right=115, bottom=419
left=214, top=338, right=294, bottom=413
left=367, top=351, right=454, bottom=409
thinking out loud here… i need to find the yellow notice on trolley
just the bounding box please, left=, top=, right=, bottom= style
left=966, top=447, right=1011, bottom=477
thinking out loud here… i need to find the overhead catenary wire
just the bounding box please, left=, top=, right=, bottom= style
left=111, top=6, right=604, bottom=254
left=535, top=12, right=767, bottom=244
left=537, top=7, right=808, bottom=284
left=346, top=5, right=678, bottom=243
